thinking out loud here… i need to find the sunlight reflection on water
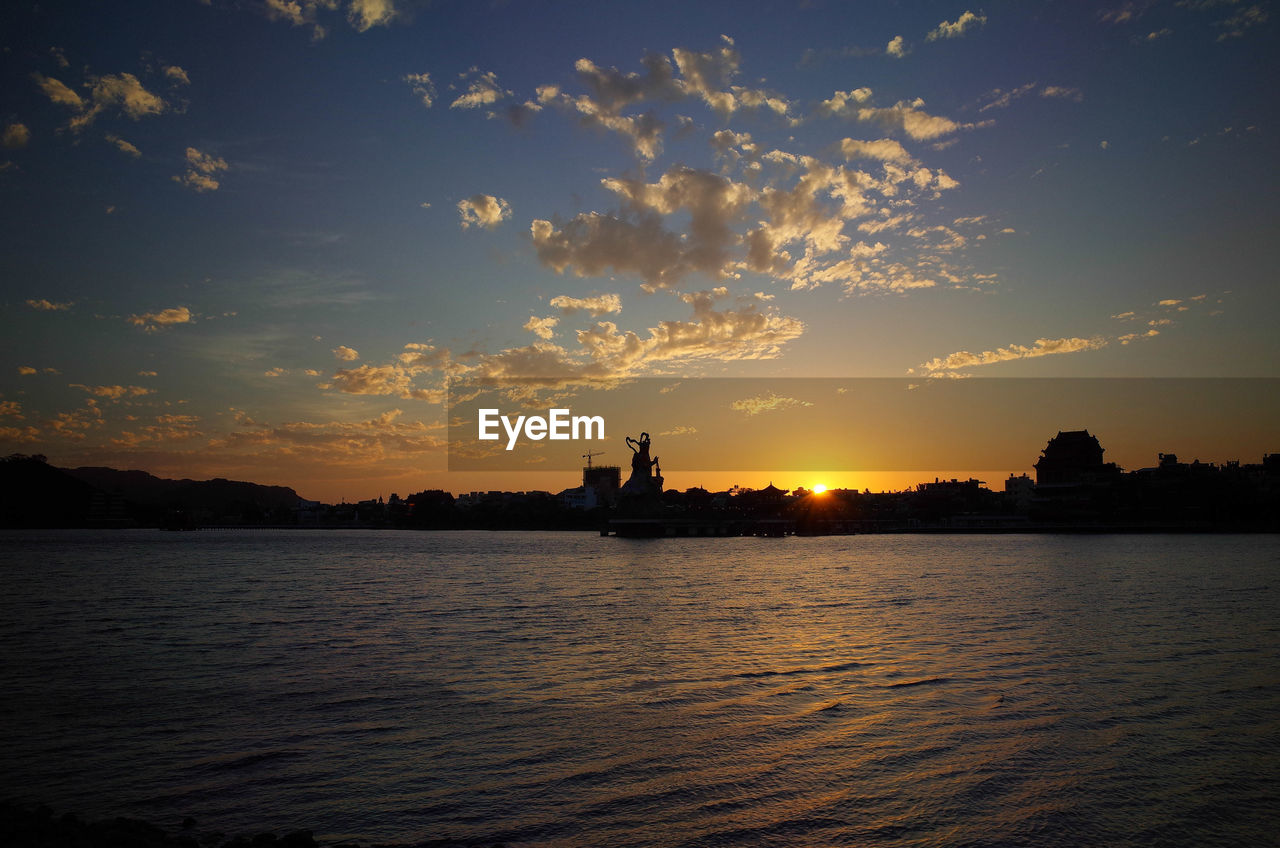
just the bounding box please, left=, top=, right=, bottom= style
left=0, top=530, right=1277, bottom=846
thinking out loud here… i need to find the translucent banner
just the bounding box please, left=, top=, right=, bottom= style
left=447, top=378, right=1279, bottom=473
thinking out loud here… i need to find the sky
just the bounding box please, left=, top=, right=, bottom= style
left=1, top=0, right=1277, bottom=502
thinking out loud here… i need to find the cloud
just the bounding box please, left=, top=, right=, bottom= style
left=466, top=295, right=805, bottom=386
left=886, top=35, right=908, bottom=58
left=321, top=364, right=446, bottom=402
left=548, top=293, right=623, bottom=316
left=63, top=73, right=167, bottom=131
left=333, top=345, right=360, bottom=361
left=70, top=384, right=156, bottom=399
left=857, top=99, right=970, bottom=140
left=261, top=0, right=400, bottom=37
left=450, top=68, right=508, bottom=109
left=1216, top=4, right=1267, bottom=40
left=2, top=123, right=30, bottom=149
left=264, top=368, right=288, bottom=378
left=839, top=137, right=916, bottom=165
left=404, top=72, right=435, bottom=107
left=173, top=147, right=228, bottom=192
left=659, top=425, right=698, bottom=436
left=533, top=47, right=789, bottom=161
left=915, top=336, right=1108, bottom=375
left=348, top=0, right=397, bottom=30
left=978, top=83, right=1038, bottom=112
left=32, top=73, right=84, bottom=110
left=730, top=392, right=813, bottom=416
left=164, top=65, right=191, bottom=85
left=106, top=134, right=141, bottom=157
left=210, top=408, right=445, bottom=462
left=1040, top=86, right=1084, bottom=101
left=532, top=212, right=686, bottom=291
left=457, top=194, right=512, bottom=229
left=524, top=315, right=559, bottom=339
left=926, top=11, right=988, bottom=41
left=127, top=306, right=193, bottom=331
left=26, top=298, right=74, bottom=311
left=17, top=366, right=38, bottom=376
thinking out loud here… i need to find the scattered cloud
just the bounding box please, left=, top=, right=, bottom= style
left=914, top=336, right=1108, bottom=375
left=69, top=383, right=156, bottom=399
left=979, top=84, right=1083, bottom=113
left=524, top=315, right=559, bottom=340
left=333, top=345, right=360, bottom=361
left=839, top=137, right=916, bottom=165
left=320, top=363, right=446, bottom=403
left=210, top=408, right=445, bottom=462
left=885, top=36, right=909, bottom=58
left=17, top=366, right=38, bottom=376
left=548, top=293, right=623, bottom=316
left=451, top=68, right=509, bottom=109
left=262, top=0, right=400, bottom=38
left=106, top=134, right=141, bottom=157
left=173, top=147, right=228, bottom=192
left=927, top=11, right=988, bottom=41
left=163, top=65, right=191, bottom=85
left=127, top=306, right=193, bottom=331
left=659, top=425, right=698, bottom=436
left=457, top=194, right=512, bottom=229
left=404, top=72, right=435, bottom=107
left=1216, top=4, right=1268, bottom=40
left=828, top=94, right=976, bottom=141
left=41, top=72, right=168, bottom=131
left=32, top=73, right=84, bottom=110
left=1040, top=85, right=1084, bottom=101
left=2, top=122, right=30, bottom=149
left=730, top=392, right=813, bottom=416
left=348, top=0, right=398, bottom=31
left=26, top=298, right=74, bottom=311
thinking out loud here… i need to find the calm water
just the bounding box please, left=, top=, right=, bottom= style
left=0, top=530, right=1277, bottom=846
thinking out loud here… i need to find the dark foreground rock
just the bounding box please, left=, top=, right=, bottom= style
left=0, top=803, right=507, bottom=848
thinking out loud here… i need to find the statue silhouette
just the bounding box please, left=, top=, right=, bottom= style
left=622, top=431, right=662, bottom=495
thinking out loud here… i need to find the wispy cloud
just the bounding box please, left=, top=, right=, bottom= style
left=730, top=392, right=813, bottom=416
left=27, top=298, right=74, bottom=311
left=914, top=336, right=1108, bottom=375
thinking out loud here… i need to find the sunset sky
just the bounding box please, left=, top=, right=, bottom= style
left=2, top=0, right=1276, bottom=501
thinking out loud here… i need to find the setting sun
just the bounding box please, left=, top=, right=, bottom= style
left=812, top=484, right=827, bottom=494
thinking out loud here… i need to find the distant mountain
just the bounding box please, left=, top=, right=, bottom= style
left=67, top=467, right=305, bottom=525
left=0, top=454, right=100, bottom=527
left=0, top=457, right=306, bottom=528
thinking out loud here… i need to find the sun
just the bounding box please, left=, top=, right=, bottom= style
left=812, top=484, right=827, bottom=494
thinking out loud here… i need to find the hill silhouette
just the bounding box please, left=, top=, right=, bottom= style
left=1, top=456, right=305, bottom=528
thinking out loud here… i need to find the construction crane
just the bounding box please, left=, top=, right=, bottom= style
left=582, top=451, right=605, bottom=469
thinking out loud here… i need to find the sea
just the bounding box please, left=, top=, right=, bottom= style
left=0, top=529, right=1277, bottom=847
